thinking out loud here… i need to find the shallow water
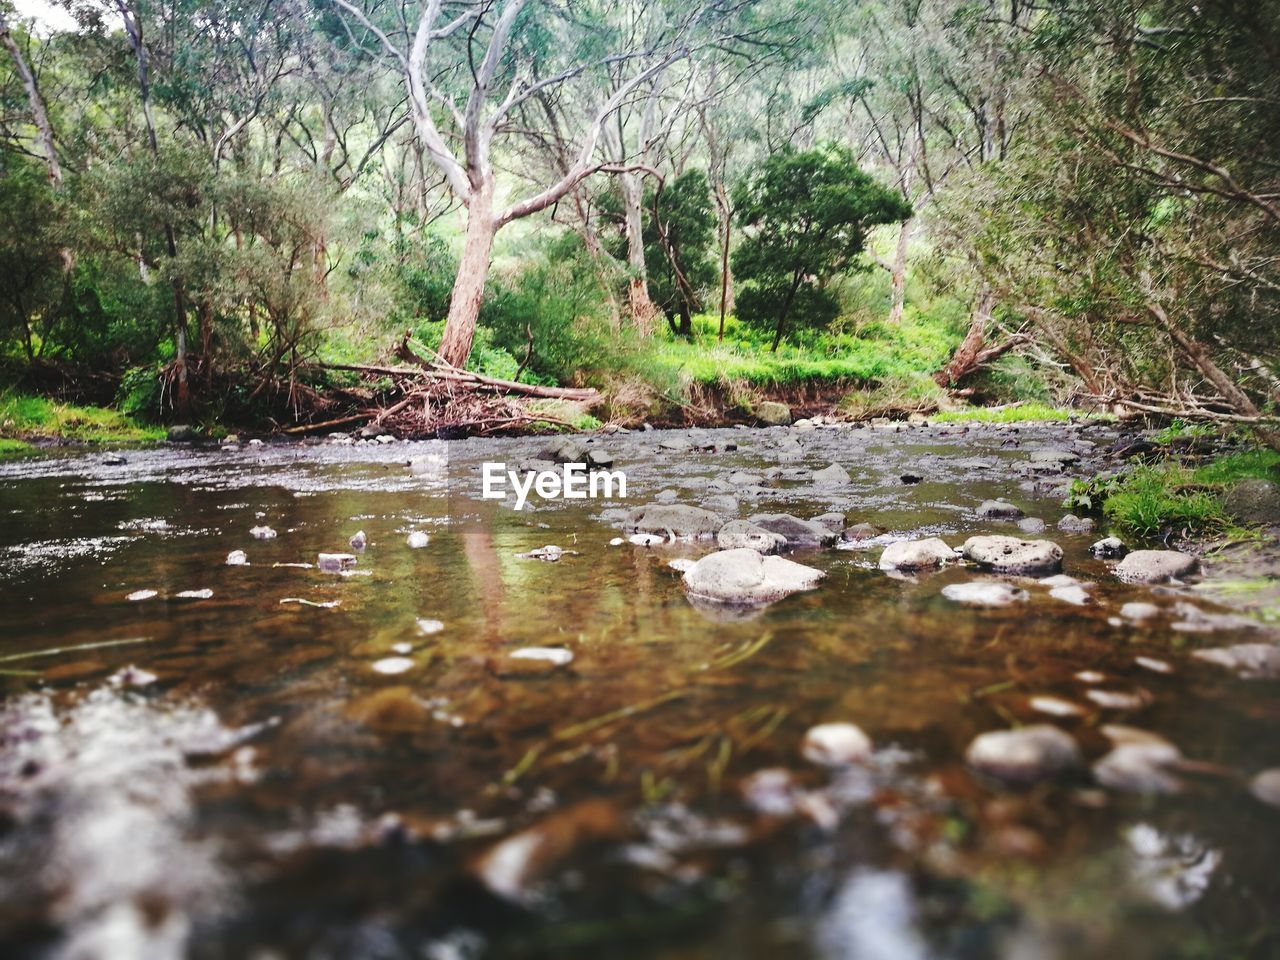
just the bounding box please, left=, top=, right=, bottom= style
left=1, top=423, right=1277, bottom=959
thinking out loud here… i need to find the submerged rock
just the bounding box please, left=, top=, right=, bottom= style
left=625, top=504, right=725, bottom=539
left=226, top=550, right=248, bottom=566
left=1017, top=517, right=1047, bottom=534
left=941, top=581, right=1029, bottom=606
left=1250, top=769, right=1280, bottom=808
left=1028, top=695, right=1085, bottom=717
left=1057, top=514, right=1095, bottom=533
left=509, top=647, right=574, bottom=667
left=812, top=463, right=851, bottom=485
left=682, top=548, right=824, bottom=605
left=878, top=538, right=955, bottom=571
left=717, top=519, right=787, bottom=554
left=249, top=525, right=277, bottom=539
left=1094, top=741, right=1183, bottom=795
left=406, top=531, right=430, bottom=549
left=345, top=686, right=431, bottom=734
left=1085, top=688, right=1152, bottom=710
left=802, top=723, right=872, bottom=766
left=1090, top=536, right=1128, bottom=559
left=1114, top=550, right=1197, bottom=584
left=371, top=656, right=415, bottom=675
left=966, top=725, right=1080, bottom=782
left=537, top=437, right=612, bottom=469
left=318, top=552, right=357, bottom=572
left=1049, top=584, right=1093, bottom=606
left=1120, top=602, right=1160, bottom=621
left=961, top=535, right=1063, bottom=574
left=1191, top=643, right=1280, bottom=679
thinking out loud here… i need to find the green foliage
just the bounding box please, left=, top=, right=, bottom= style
left=646, top=171, right=718, bottom=334
left=1152, top=419, right=1217, bottom=446
left=934, top=403, right=1097, bottom=424
left=731, top=144, right=911, bottom=349
left=1193, top=449, right=1280, bottom=486
left=1099, top=466, right=1225, bottom=538
left=114, top=365, right=165, bottom=420
left=0, top=391, right=165, bottom=443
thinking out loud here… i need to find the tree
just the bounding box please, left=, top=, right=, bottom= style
left=645, top=169, right=717, bottom=337
left=731, top=145, right=910, bottom=350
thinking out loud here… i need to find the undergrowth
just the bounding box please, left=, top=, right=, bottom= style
left=0, top=391, right=165, bottom=444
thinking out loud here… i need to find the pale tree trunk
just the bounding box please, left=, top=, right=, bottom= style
left=1149, top=302, right=1280, bottom=452
left=0, top=14, right=62, bottom=189
left=620, top=170, right=660, bottom=334
left=437, top=183, right=497, bottom=368
left=887, top=217, right=912, bottom=324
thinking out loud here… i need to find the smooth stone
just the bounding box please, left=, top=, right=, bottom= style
left=226, top=550, right=249, bottom=566
left=318, top=552, right=358, bottom=572
left=1057, top=514, right=1095, bottom=533
left=1191, top=643, right=1280, bottom=679
left=1039, top=574, right=1081, bottom=587
left=1250, top=769, right=1280, bottom=808
left=682, top=548, right=824, bottom=605
left=1050, top=585, right=1093, bottom=606
left=717, top=519, right=787, bottom=554
left=1028, top=695, right=1085, bottom=717
left=1029, top=448, right=1079, bottom=464
left=1114, top=550, right=1197, bottom=584
left=1094, top=742, right=1183, bottom=795
left=1168, top=601, right=1264, bottom=633
left=407, top=531, right=430, bottom=549
left=667, top=558, right=695, bottom=573
left=371, top=656, right=415, bottom=675
left=625, top=504, right=725, bottom=539
left=941, top=581, right=1029, bottom=606
left=1134, top=656, right=1172, bottom=674
left=961, top=535, right=1063, bottom=574
left=1017, top=517, right=1047, bottom=534
left=1224, top=479, right=1280, bottom=525
left=878, top=538, right=955, bottom=571
left=415, top=618, right=445, bottom=635
left=755, top=401, right=792, bottom=426
left=654, top=488, right=679, bottom=504
left=1075, top=670, right=1106, bottom=683
left=175, top=589, right=213, bottom=599
left=977, top=500, right=1024, bottom=519
left=350, top=530, right=367, bottom=551
left=249, top=525, right=277, bottom=539
left=510, top=647, right=574, bottom=667
left=1085, top=689, right=1151, bottom=710
left=747, top=513, right=838, bottom=547
left=801, top=723, right=871, bottom=766
left=537, top=437, right=612, bottom=469
left=166, top=424, right=197, bottom=442
left=126, top=589, right=158, bottom=601
left=704, top=494, right=739, bottom=515
left=812, top=463, right=851, bottom=485
left=813, top=512, right=847, bottom=532
left=966, top=725, right=1080, bottom=782
left=842, top=522, right=883, bottom=541
left=1121, top=602, right=1160, bottom=621
left=1090, top=536, right=1127, bottom=558
left=628, top=533, right=665, bottom=546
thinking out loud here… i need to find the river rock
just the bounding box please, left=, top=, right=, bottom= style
left=1191, top=643, right=1280, bottom=679
left=1057, top=514, right=1095, bottom=533
left=1121, top=602, right=1160, bottom=621
left=717, top=519, right=787, bottom=554
left=1250, top=769, right=1280, bottom=808
left=625, top=504, right=725, bottom=539
left=813, top=512, right=847, bottom=532
left=682, top=548, right=824, bottom=605
left=977, top=500, right=1024, bottom=519
left=318, top=552, right=357, bottom=572
left=801, top=723, right=871, bottom=766
left=878, top=538, right=955, bottom=571
left=1094, top=741, right=1183, bottom=795
left=842, top=522, right=883, bottom=542
left=407, top=531, right=430, bottom=549
left=812, top=463, right=851, bottom=485
left=941, top=581, right=1030, bottom=606
left=704, top=494, right=739, bottom=515
left=226, top=550, right=248, bottom=566
left=1049, top=584, right=1093, bottom=606
left=166, top=424, right=197, bottom=443
left=249, top=525, right=277, bottom=539
left=961, top=535, right=1063, bottom=574
left=755, top=401, right=792, bottom=426
left=748, top=513, right=838, bottom=547
left=1029, top=448, right=1079, bottom=465
left=538, top=437, right=613, bottom=469
left=1224, top=479, right=1280, bottom=525
left=966, top=725, right=1080, bottom=782
left=1090, top=536, right=1128, bottom=558
left=349, top=530, right=367, bottom=551
left=1114, top=550, right=1198, bottom=583
left=509, top=647, right=574, bottom=667
left=346, top=686, right=431, bottom=734
left=1017, top=517, right=1047, bottom=534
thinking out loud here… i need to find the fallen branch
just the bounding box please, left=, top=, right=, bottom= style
left=392, top=334, right=600, bottom=401
left=1084, top=394, right=1280, bottom=424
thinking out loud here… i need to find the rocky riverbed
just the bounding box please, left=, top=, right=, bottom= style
left=0, top=418, right=1277, bottom=960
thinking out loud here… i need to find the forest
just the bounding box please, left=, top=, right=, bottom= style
left=0, top=0, right=1277, bottom=444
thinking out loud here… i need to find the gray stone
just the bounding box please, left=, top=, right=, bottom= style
left=704, top=494, right=739, bottom=515
left=842, top=522, right=883, bottom=542
left=1017, top=517, right=1047, bottom=534
left=625, top=504, right=725, bottom=539
left=1057, top=514, right=1096, bottom=533
left=349, top=530, right=367, bottom=551
left=966, top=725, right=1080, bottom=782
left=755, top=401, right=792, bottom=426
left=166, top=424, right=197, bottom=443
left=1050, top=584, right=1093, bottom=606
left=812, top=463, right=851, bottom=485
left=682, top=548, right=824, bottom=605
left=318, top=552, right=357, bottom=572
left=1120, top=601, right=1160, bottom=621
left=249, top=525, right=277, bottom=539
left=537, top=437, right=612, bottom=469
left=717, top=519, right=788, bottom=554
left=1114, top=550, right=1198, bottom=584
left=748, top=513, right=838, bottom=547
left=878, top=538, right=955, bottom=571
left=977, top=500, right=1024, bottom=519
left=1250, top=769, right=1280, bottom=808
left=961, top=535, right=1063, bottom=574
left=1090, top=536, right=1128, bottom=559
left=813, top=512, right=847, bottom=532
left=801, top=723, right=872, bottom=766
left=1223, top=479, right=1280, bottom=525
left=942, top=581, right=1030, bottom=606
left=1094, top=741, right=1183, bottom=795
left=226, top=550, right=248, bottom=566
left=406, top=531, right=430, bottom=549
left=1029, top=448, right=1080, bottom=465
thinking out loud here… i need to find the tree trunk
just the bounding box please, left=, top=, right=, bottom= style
left=1149, top=302, right=1280, bottom=451
left=934, top=287, right=994, bottom=386
left=437, top=184, right=497, bottom=368
left=620, top=171, right=659, bottom=334
left=0, top=14, right=63, bottom=189
left=677, top=306, right=692, bottom=338
left=887, top=218, right=911, bottom=324
left=771, top=272, right=805, bottom=353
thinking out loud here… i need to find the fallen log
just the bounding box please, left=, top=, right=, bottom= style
left=391, top=337, right=600, bottom=402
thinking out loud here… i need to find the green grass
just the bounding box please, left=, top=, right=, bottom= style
left=934, top=402, right=1109, bottom=424
left=0, top=437, right=32, bottom=455
left=0, top=392, right=165, bottom=443
left=1192, top=448, right=1280, bottom=485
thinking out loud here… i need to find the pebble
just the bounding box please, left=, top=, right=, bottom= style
left=966, top=725, right=1080, bottom=782
left=1250, top=769, right=1280, bottom=808
left=629, top=534, right=666, bottom=547
left=1089, top=536, right=1127, bottom=558
left=416, top=619, right=445, bottom=635
left=318, top=553, right=358, bottom=572
left=1029, top=695, right=1086, bottom=717
left=372, top=657, right=415, bottom=675
left=1120, top=602, right=1160, bottom=621
left=250, top=525, right=277, bottom=539
left=350, top=530, right=367, bottom=551
left=1049, top=585, right=1093, bottom=606
left=509, top=647, right=574, bottom=667
left=175, top=589, right=213, bottom=599
left=1075, top=670, right=1106, bottom=683
left=801, top=722, right=872, bottom=766
left=226, top=550, right=249, bottom=566
left=941, top=581, right=1029, bottom=606
left=667, top=558, right=695, bottom=573
left=1085, top=689, right=1151, bottom=710
left=1134, top=656, right=1172, bottom=674
left=127, top=589, right=158, bottom=601
left=407, top=531, right=430, bottom=549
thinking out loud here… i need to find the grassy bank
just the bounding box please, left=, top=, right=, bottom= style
left=1066, top=447, right=1280, bottom=538
left=0, top=392, right=165, bottom=448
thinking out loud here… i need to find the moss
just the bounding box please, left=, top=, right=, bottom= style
left=0, top=392, right=165, bottom=444
left=0, top=437, right=33, bottom=455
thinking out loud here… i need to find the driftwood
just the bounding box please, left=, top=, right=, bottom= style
left=1085, top=394, right=1280, bottom=424
left=391, top=333, right=599, bottom=401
